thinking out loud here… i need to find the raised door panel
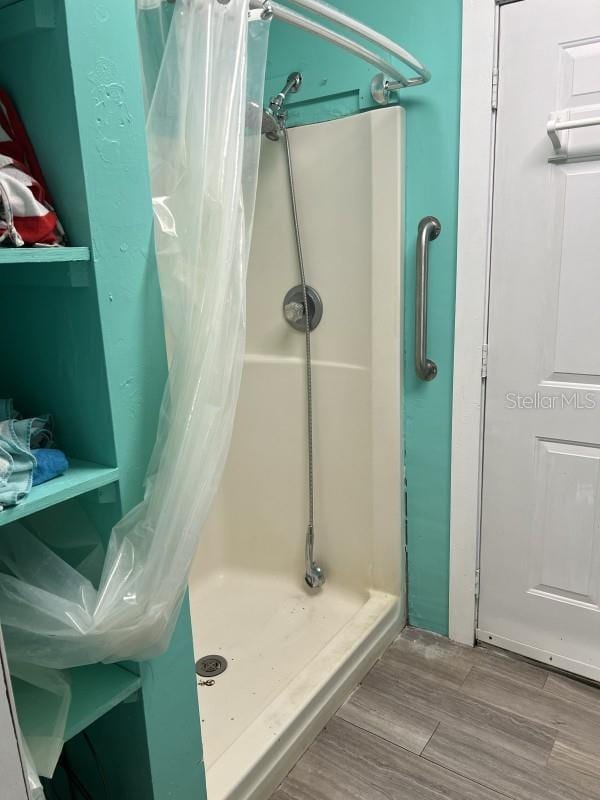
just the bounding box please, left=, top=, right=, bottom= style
left=551, top=164, right=600, bottom=380
left=528, top=439, right=600, bottom=607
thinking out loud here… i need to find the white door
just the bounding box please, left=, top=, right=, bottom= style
left=478, top=0, right=600, bottom=680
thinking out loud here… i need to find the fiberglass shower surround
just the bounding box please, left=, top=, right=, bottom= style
left=190, top=103, right=407, bottom=800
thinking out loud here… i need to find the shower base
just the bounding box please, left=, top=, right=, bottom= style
left=189, top=568, right=402, bottom=800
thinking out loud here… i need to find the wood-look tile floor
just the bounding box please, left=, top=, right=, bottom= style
left=270, top=627, right=600, bottom=800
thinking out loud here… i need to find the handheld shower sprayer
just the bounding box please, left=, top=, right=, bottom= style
left=260, top=71, right=326, bottom=591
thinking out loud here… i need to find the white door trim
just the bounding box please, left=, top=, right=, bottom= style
left=449, top=0, right=498, bottom=645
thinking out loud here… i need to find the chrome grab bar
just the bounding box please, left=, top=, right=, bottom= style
left=547, top=111, right=600, bottom=161
left=415, top=216, right=441, bottom=382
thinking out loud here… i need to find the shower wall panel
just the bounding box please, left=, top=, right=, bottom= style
left=196, top=107, right=404, bottom=600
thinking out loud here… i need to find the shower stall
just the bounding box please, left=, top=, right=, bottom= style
left=188, top=103, right=405, bottom=800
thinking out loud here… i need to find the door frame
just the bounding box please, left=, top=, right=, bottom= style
left=449, top=0, right=500, bottom=645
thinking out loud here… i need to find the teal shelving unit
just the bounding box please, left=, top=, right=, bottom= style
left=0, top=0, right=206, bottom=797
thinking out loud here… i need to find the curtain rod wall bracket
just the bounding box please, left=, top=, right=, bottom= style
left=371, top=73, right=394, bottom=105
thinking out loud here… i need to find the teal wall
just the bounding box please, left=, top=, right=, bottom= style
left=265, top=0, right=462, bottom=634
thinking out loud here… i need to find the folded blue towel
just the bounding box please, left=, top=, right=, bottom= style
left=32, top=449, right=69, bottom=487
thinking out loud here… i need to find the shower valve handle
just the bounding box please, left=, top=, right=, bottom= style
left=283, top=286, right=323, bottom=332
left=284, top=300, right=305, bottom=325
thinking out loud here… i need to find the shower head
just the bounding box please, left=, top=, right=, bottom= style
left=261, top=71, right=303, bottom=142
left=261, top=106, right=284, bottom=141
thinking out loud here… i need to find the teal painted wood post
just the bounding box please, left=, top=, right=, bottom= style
left=61, top=1, right=206, bottom=797
left=264, top=0, right=463, bottom=635
left=138, top=594, right=206, bottom=799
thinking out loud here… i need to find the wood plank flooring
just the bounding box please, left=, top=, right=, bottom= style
left=270, top=627, right=600, bottom=800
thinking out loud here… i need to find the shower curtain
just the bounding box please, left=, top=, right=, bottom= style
left=0, top=0, right=269, bottom=789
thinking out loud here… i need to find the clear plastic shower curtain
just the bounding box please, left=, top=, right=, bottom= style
left=0, top=0, right=269, bottom=778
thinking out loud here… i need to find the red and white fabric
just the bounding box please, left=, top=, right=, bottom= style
left=0, top=90, right=63, bottom=247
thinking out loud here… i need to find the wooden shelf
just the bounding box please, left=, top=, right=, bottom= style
left=0, top=246, right=90, bottom=265
left=0, top=247, right=91, bottom=287
left=12, top=663, right=142, bottom=748
left=65, top=664, right=142, bottom=741
left=0, top=460, right=119, bottom=527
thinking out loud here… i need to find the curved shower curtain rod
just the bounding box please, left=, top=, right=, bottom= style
left=248, top=0, right=431, bottom=105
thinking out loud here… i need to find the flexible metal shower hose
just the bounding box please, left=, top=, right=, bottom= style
left=282, top=126, right=315, bottom=537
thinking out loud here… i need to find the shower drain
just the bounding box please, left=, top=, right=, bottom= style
left=195, top=654, right=228, bottom=678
